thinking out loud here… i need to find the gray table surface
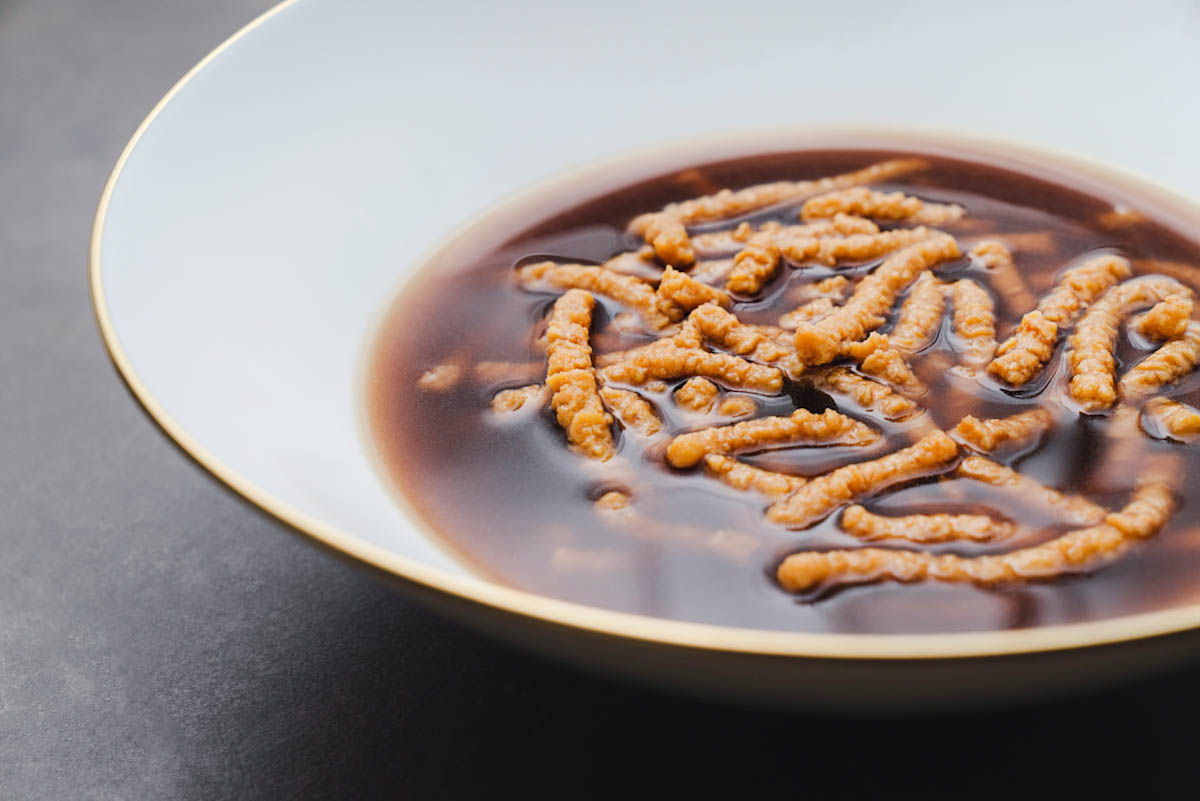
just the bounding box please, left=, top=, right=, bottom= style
left=3, top=1, right=1199, bottom=798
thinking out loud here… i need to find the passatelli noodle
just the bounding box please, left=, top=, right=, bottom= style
left=1143, top=397, right=1200, bottom=442
left=813, top=366, right=921, bottom=421
left=491, top=384, right=548, bottom=414
left=955, top=455, right=1106, bottom=526
left=969, top=240, right=1036, bottom=315
left=840, top=504, right=1014, bottom=544
left=417, top=362, right=464, bottom=392
left=777, top=466, right=1174, bottom=591
left=684, top=304, right=797, bottom=370
left=594, top=490, right=631, bottom=511
left=1067, top=276, right=1191, bottom=411
left=703, top=454, right=806, bottom=497
left=689, top=257, right=736, bottom=285
left=781, top=226, right=935, bottom=268
left=1134, top=259, right=1200, bottom=291
left=725, top=236, right=780, bottom=294
left=518, top=261, right=674, bottom=329
left=400, top=153, right=1200, bottom=619
left=779, top=297, right=837, bottom=329
left=599, top=386, right=663, bottom=436
left=839, top=333, right=926, bottom=397
left=689, top=215, right=878, bottom=258
left=1037, top=255, right=1134, bottom=326
left=793, top=233, right=961, bottom=365
left=595, top=490, right=761, bottom=563
left=985, top=311, right=1058, bottom=385
left=1119, top=322, right=1200, bottom=401
left=598, top=340, right=784, bottom=391
left=656, top=265, right=732, bottom=319
left=673, top=376, right=720, bottom=412
left=665, top=408, right=879, bottom=468
left=544, top=290, right=615, bottom=460
left=628, top=158, right=928, bottom=264
left=716, top=395, right=757, bottom=418
left=800, top=187, right=965, bottom=226
left=1135, top=294, right=1193, bottom=341
left=766, top=431, right=960, bottom=528
left=1087, top=405, right=1150, bottom=494
left=887, top=270, right=944, bottom=353
left=949, top=278, right=997, bottom=368
left=987, top=231, right=1057, bottom=255
left=789, top=274, right=852, bottom=304
left=473, top=360, right=545, bottom=385
left=988, top=254, right=1132, bottom=385
left=1097, top=207, right=1147, bottom=229
left=950, top=409, right=1053, bottom=453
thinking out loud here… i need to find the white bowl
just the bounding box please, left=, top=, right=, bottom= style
left=91, top=0, right=1200, bottom=710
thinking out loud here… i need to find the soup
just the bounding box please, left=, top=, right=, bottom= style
left=367, top=145, right=1200, bottom=634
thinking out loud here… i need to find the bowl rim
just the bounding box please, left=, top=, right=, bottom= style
left=91, top=0, right=1200, bottom=661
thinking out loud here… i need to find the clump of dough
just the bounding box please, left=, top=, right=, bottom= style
left=417, top=362, right=463, bottom=392
left=491, top=384, right=548, bottom=413
left=674, top=376, right=720, bottom=412
left=716, top=395, right=757, bottom=418
left=594, top=490, right=631, bottom=511
left=1135, top=294, right=1193, bottom=342
left=639, top=215, right=693, bottom=267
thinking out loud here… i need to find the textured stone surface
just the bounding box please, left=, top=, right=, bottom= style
left=2, top=1, right=1200, bottom=798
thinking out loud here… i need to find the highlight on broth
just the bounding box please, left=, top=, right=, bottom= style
left=371, top=148, right=1200, bottom=634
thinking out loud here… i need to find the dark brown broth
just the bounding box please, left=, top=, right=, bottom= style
left=367, top=148, right=1200, bottom=634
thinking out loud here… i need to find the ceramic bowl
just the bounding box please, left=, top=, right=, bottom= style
left=91, top=0, right=1200, bottom=710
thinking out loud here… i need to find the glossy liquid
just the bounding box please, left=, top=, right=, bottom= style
left=367, top=148, right=1200, bottom=634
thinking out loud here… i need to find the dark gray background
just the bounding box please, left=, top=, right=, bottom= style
left=2, top=1, right=1197, bottom=798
